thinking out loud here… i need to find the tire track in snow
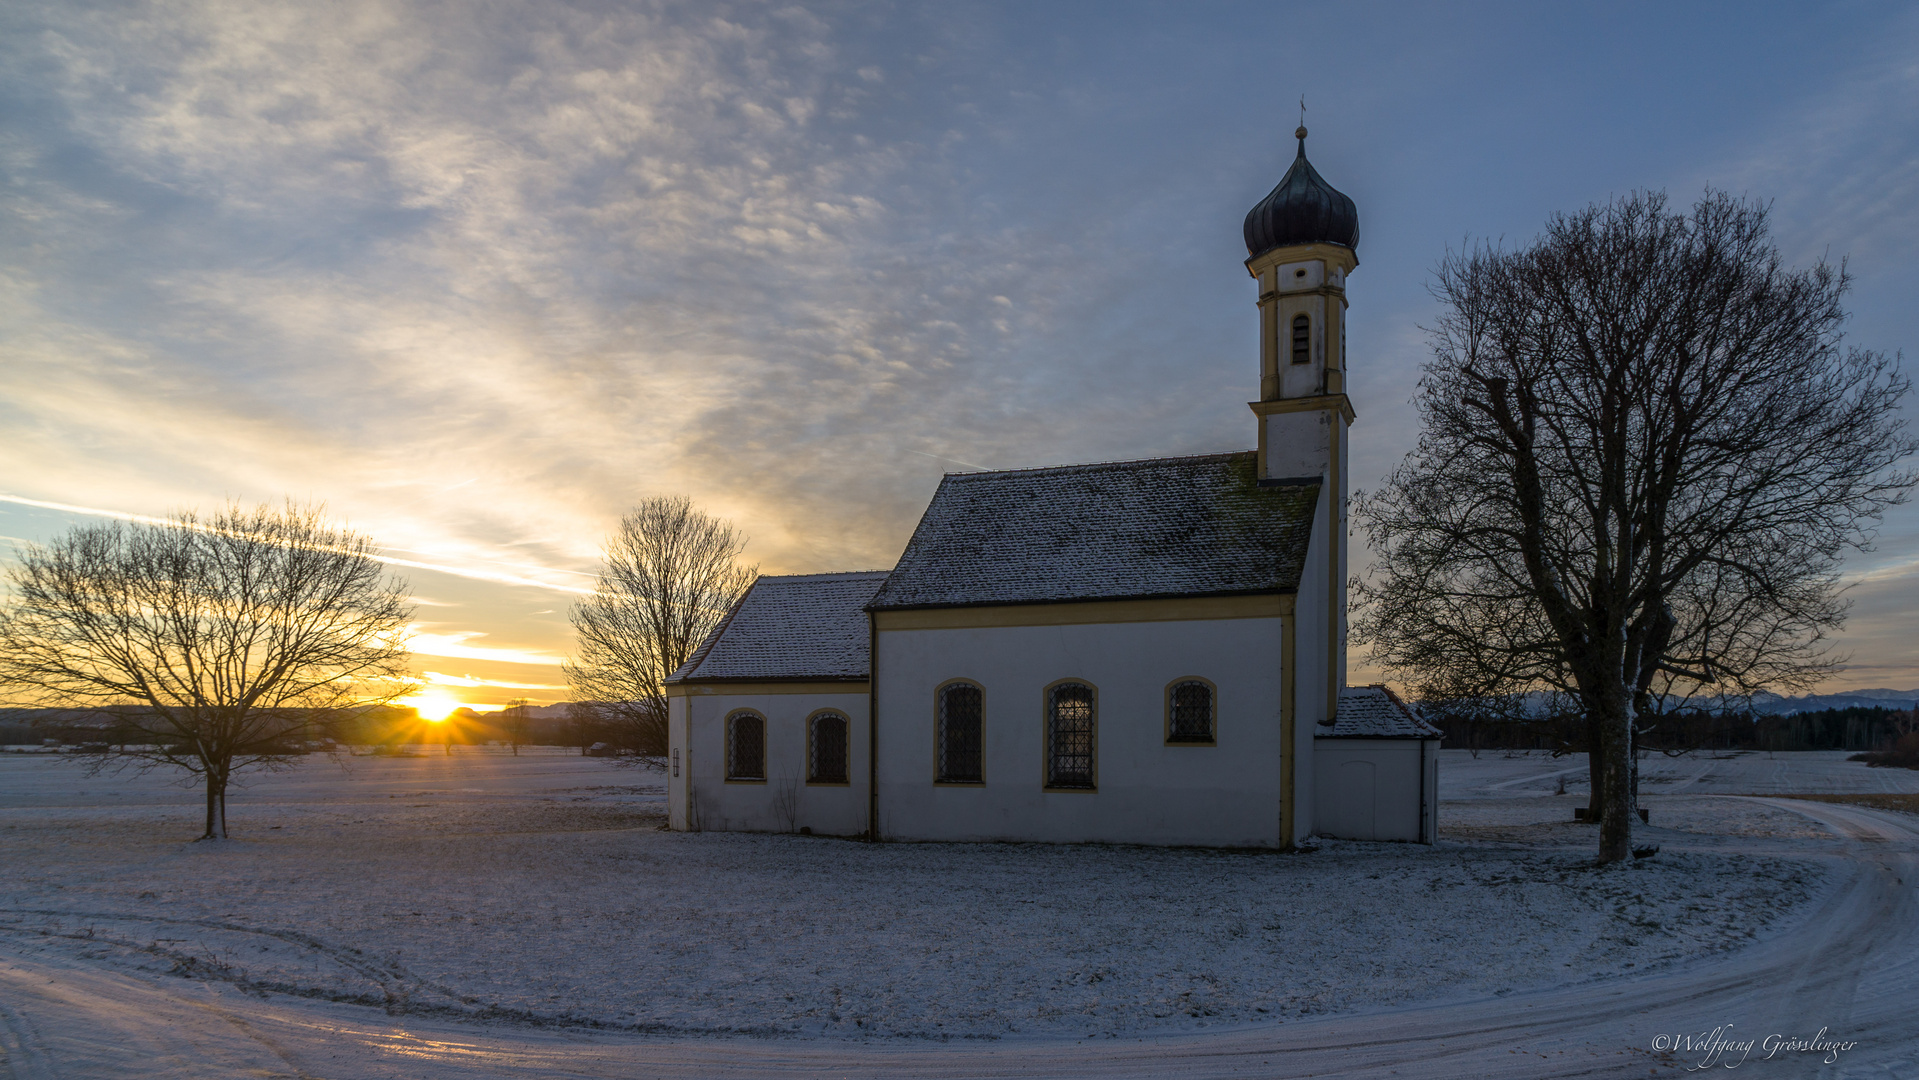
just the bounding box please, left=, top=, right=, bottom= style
left=0, top=907, right=458, bottom=1014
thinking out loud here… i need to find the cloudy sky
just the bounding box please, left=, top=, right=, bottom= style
left=4, top=0, right=1916, bottom=711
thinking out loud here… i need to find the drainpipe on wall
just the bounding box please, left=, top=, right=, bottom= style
left=1279, top=611, right=1296, bottom=848
left=867, top=613, right=879, bottom=842
left=1418, top=735, right=1427, bottom=844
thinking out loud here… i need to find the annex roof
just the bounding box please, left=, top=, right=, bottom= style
left=666, top=571, right=889, bottom=684
left=867, top=451, right=1319, bottom=611
left=1319, top=686, right=1444, bottom=739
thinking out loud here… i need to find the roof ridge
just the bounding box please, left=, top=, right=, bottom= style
left=942, top=449, right=1254, bottom=481
left=756, top=570, right=893, bottom=582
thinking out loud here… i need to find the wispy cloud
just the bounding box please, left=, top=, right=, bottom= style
left=405, top=627, right=566, bottom=667
left=0, top=494, right=591, bottom=594
left=420, top=670, right=567, bottom=691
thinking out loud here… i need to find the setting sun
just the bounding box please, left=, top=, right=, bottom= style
left=401, top=689, right=467, bottom=722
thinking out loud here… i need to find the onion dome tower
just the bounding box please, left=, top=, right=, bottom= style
left=1241, top=124, right=1359, bottom=715
left=1243, top=125, right=1360, bottom=407
left=1243, top=128, right=1360, bottom=259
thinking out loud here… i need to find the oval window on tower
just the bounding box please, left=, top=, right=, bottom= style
left=1291, top=314, right=1311, bottom=365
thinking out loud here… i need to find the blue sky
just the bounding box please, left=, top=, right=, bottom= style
left=3, top=1, right=1915, bottom=706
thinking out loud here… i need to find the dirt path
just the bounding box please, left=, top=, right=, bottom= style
left=2, top=797, right=1913, bottom=1079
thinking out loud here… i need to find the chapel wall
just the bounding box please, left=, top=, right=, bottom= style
left=872, top=615, right=1287, bottom=846
left=670, top=688, right=870, bottom=836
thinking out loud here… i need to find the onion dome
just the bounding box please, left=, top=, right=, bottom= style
left=1242, top=126, right=1359, bottom=260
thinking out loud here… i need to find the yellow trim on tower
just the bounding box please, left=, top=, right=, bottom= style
left=1248, top=394, right=1357, bottom=425
left=1245, top=241, right=1358, bottom=277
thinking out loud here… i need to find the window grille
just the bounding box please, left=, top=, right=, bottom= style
left=938, top=683, right=983, bottom=783
left=726, top=712, right=765, bottom=780
left=1046, top=682, right=1096, bottom=789
left=1291, top=314, right=1311, bottom=364
left=810, top=712, right=849, bottom=783
left=1167, top=680, right=1215, bottom=743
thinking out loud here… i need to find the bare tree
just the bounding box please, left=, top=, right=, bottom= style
left=1355, top=191, right=1914, bottom=863
left=0, top=502, right=414, bottom=839
left=564, top=496, right=755, bottom=765
left=562, top=701, right=601, bottom=755
left=501, top=698, right=530, bottom=756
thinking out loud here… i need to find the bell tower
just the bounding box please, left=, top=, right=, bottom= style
left=1241, top=124, right=1359, bottom=711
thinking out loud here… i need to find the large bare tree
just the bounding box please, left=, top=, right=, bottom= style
left=565, top=496, right=756, bottom=764
left=0, top=502, right=414, bottom=839
left=1355, top=191, right=1914, bottom=863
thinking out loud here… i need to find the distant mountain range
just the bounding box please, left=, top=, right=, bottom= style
left=1748, top=688, right=1919, bottom=715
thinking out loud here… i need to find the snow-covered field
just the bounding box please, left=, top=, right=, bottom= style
left=0, top=748, right=1878, bottom=1041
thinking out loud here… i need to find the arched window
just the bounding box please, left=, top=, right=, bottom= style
left=1166, top=679, right=1216, bottom=744
left=809, top=711, right=849, bottom=784
left=1045, top=681, right=1096, bottom=790
left=1291, top=314, right=1311, bottom=364
left=726, top=711, right=765, bottom=781
left=938, top=682, right=983, bottom=783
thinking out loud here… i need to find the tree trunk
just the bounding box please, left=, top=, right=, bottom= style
left=202, top=760, right=230, bottom=840
left=1594, top=693, right=1634, bottom=863
left=1585, top=716, right=1603, bottom=818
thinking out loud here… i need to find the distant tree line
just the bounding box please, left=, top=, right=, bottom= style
left=1438, top=705, right=1918, bottom=756
left=2, top=702, right=632, bottom=756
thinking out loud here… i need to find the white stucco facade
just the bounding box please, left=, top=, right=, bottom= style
left=870, top=598, right=1307, bottom=847
left=667, top=683, right=870, bottom=837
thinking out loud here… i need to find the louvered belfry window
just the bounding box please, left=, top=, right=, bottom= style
left=938, top=683, right=983, bottom=783
left=1291, top=314, right=1311, bottom=364
left=1167, top=680, right=1215, bottom=743
left=810, top=712, right=849, bottom=783
left=1046, top=682, right=1096, bottom=789
left=726, top=711, right=765, bottom=780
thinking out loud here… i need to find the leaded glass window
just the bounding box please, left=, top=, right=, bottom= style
left=726, top=711, right=765, bottom=780
left=938, top=683, right=983, bottom=783
left=1046, top=682, right=1096, bottom=789
left=1167, top=680, right=1215, bottom=743
left=810, top=712, right=849, bottom=783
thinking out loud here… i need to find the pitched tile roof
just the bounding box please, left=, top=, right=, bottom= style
left=1319, top=686, right=1444, bottom=739
left=666, top=571, right=889, bottom=683
left=867, top=452, right=1319, bottom=611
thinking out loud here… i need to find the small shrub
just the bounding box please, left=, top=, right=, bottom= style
left=1851, top=731, right=1919, bottom=770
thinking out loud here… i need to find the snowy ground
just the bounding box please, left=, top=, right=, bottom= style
left=0, top=748, right=1878, bottom=1041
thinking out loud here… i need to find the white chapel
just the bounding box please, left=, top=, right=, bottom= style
left=663, top=129, right=1439, bottom=848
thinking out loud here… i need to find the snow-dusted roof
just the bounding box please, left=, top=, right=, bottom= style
left=666, top=571, right=889, bottom=684
left=1319, top=686, right=1444, bottom=739
left=867, top=452, right=1319, bottom=611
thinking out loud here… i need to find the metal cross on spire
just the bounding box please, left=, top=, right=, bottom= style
left=1296, top=95, right=1308, bottom=141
